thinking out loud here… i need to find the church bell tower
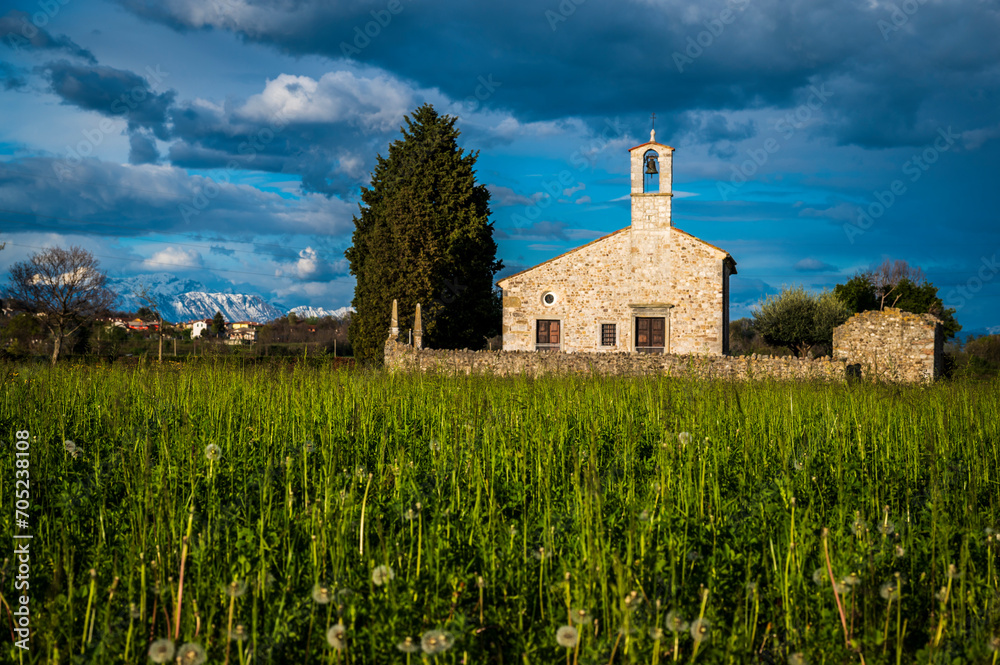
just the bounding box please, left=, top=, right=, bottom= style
left=629, top=127, right=674, bottom=230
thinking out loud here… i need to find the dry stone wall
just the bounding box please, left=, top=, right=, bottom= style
left=386, top=307, right=943, bottom=384
left=385, top=337, right=846, bottom=381
left=832, top=308, right=943, bottom=383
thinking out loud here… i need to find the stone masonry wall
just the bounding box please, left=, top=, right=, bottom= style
left=385, top=337, right=846, bottom=381
left=833, top=308, right=943, bottom=383
left=387, top=308, right=943, bottom=384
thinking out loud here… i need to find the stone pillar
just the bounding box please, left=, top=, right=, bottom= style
left=414, top=303, right=423, bottom=349
left=389, top=299, right=399, bottom=340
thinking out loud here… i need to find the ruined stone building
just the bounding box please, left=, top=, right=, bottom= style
left=497, top=130, right=737, bottom=355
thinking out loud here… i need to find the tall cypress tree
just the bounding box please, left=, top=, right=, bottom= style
left=346, top=104, right=503, bottom=364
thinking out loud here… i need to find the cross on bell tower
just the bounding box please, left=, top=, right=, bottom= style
left=628, top=114, right=674, bottom=229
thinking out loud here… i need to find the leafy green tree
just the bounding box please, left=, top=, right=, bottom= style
left=752, top=287, right=851, bottom=357
left=834, top=260, right=961, bottom=339
left=346, top=104, right=503, bottom=364
left=211, top=311, right=226, bottom=337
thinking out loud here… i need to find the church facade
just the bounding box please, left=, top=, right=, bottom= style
left=497, top=131, right=737, bottom=355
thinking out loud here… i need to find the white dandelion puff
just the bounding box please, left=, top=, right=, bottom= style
left=879, top=580, right=901, bottom=601
left=665, top=611, right=689, bottom=633
left=397, top=637, right=421, bottom=653
left=678, top=432, right=691, bottom=446
left=148, top=638, right=175, bottom=663
left=569, top=608, right=591, bottom=625
left=326, top=623, right=346, bottom=650
left=690, top=618, right=712, bottom=643
left=372, top=564, right=395, bottom=586
left=420, top=630, right=454, bottom=655
left=224, top=579, right=248, bottom=598
left=556, top=625, right=579, bottom=648
left=311, top=583, right=332, bottom=604
left=204, top=444, right=221, bottom=462
left=229, top=624, right=250, bottom=642
left=176, top=642, right=206, bottom=665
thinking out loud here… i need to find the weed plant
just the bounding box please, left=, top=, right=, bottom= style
left=1, top=362, right=998, bottom=663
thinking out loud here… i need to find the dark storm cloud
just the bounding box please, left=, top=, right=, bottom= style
left=115, top=0, right=1000, bottom=151
left=41, top=60, right=175, bottom=139
left=128, top=131, right=160, bottom=164
left=0, top=61, right=26, bottom=89
left=0, top=10, right=97, bottom=63
left=0, top=157, right=355, bottom=240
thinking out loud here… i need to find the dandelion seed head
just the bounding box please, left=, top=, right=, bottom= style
left=947, top=563, right=960, bottom=580
left=638, top=510, right=650, bottom=522
left=326, top=623, right=346, bottom=650
left=556, top=625, right=579, bottom=648
left=894, top=544, right=906, bottom=558
left=303, top=441, right=315, bottom=454
left=148, top=638, right=175, bottom=664
left=129, top=603, right=141, bottom=619
left=229, top=624, right=250, bottom=642
left=225, top=579, right=248, bottom=598
left=690, top=618, right=711, bottom=643
left=623, top=590, right=642, bottom=610
left=570, top=608, right=591, bottom=625
left=420, top=629, right=454, bottom=655
left=879, top=580, right=900, bottom=601
left=935, top=586, right=949, bottom=603
left=851, top=517, right=867, bottom=536
left=372, top=564, right=395, bottom=586
left=678, top=432, right=691, bottom=446
left=878, top=520, right=896, bottom=536
left=397, top=637, right=421, bottom=653
left=177, top=642, right=206, bottom=665
left=648, top=627, right=664, bottom=641
left=812, top=567, right=828, bottom=585
left=746, top=581, right=758, bottom=595
left=842, top=573, right=861, bottom=586
left=311, top=583, right=332, bottom=604
left=204, top=444, right=221, bottom=462
left=788, top=652, right=807, bottom=665
left=665, top=610, right=689, bottom=632
left=989, top=635, right=1000, bottom=652
left=64, top=439, right=78, bottom=453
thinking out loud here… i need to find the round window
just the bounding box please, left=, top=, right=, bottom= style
left=543, top=292, right=556, bottom=306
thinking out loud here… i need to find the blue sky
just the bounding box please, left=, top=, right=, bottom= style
left=1, top=0, right=998, bottom=330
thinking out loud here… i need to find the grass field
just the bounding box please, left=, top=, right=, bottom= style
left=1, top=360, right=999, bottom=664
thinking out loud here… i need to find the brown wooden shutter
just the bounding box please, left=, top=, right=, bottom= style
left=636, top=318, right=650, bottom=347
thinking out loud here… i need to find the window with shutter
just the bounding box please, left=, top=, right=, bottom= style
left=536, top=320, right=561, bottom=351
left=636, top=317, right=665, bottom=353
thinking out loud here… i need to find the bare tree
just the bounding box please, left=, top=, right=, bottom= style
left=865, top=259, right=925, bottom=309
left=5, top=246, right=117, bottom=364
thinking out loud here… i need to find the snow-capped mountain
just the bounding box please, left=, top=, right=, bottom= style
left=108, top=273, right=346, bottom=323
left=288, top=305, right=353, bottom=319
left=171, top=292, right=285, bottom=322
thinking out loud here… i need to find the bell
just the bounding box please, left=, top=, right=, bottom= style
left=644, top=156, right=658, bottom=174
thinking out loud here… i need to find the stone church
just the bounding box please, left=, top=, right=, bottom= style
left=497, top=130, right=737, bottom=355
